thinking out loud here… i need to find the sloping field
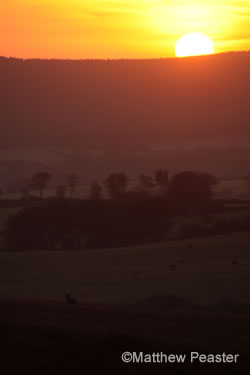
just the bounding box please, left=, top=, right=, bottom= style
left=0, top=231, right=249, bottom=305
left=1, top=298, right=249, bottom=375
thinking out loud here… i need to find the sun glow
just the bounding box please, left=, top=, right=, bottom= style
left=175, top=33, right=214, bottom=57
left=0, top=1, right=249, bottom=58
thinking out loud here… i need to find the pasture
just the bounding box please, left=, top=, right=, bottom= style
left=1, top=210, right=250, bottom=374
left=0, top=231, right=249, bottom=306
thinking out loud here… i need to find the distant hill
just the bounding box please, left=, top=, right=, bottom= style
left=0, top=51, right=250, bottom=149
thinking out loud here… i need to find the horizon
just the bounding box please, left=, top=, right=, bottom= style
left=1, top=49, right=250, bottom=62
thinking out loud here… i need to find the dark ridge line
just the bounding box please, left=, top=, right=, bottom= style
left=0, top=50, right=250, bottom=63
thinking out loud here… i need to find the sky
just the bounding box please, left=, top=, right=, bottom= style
left=0, top=0, right=250, bottom=59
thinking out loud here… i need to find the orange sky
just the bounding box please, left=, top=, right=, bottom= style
left=0, top=0, right=250, bottom=59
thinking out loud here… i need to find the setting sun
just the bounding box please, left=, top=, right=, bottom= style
left=175, top=33, right=214, bottom=57
left=0, top=1, right=249, bottom=58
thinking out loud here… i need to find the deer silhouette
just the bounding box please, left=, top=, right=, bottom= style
left=64, top=291, right=78, bottom=307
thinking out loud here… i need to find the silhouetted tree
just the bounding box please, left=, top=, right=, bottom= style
left=89, top=181, right=103, bottom=200
left=138, top=175, right=155, bottom=193
left=66, top=173, right=80, bottom=199
left=155, top=169, right=169, bottom=196
left=168, top=171, right=217, bottom=214
left=29, top=172, right=51, bottom=199
left=5, top=198, right=169, bottom=251
left=105, top=173, right=128, bottom=199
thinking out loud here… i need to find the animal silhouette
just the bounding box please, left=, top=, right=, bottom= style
left=169, top=264, right=177, bottom=269
left=64, top=291, right=78, bottom=307
left=179, top=260, right=186, bottom=264
left=232, top=260, right=239, bottom=265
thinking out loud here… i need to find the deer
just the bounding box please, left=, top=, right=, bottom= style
left=64, top=291, right=78, bottom=307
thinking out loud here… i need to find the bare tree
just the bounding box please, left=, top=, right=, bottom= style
left=105, top=173, right=128, bottom=199
left=138, top=175, right=155, bottom=193
left=29, top=172, right=51, bottom=199
left=66, top=173, right=80, bottom=199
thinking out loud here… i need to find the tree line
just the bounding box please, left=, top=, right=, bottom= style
left=21, top=169, right=216, bottom=203
left=21, top=170, right=169, bottom=200
left=4, top=169, right=219, bottom=251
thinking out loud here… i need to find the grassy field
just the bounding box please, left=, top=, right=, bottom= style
left=0, top=298, right=249, bottom=375
left=1, top=227, right=250, bottom=374
left=1, top=231, right=250, bottom=374
left=0, top=231, right=250, bottom=305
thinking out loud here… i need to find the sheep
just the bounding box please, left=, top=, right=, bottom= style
left=169, top=264, right=177, bottom=269
left=232, top=260, right=239, bottom=265
left=179, top=260, right=186, bottom=264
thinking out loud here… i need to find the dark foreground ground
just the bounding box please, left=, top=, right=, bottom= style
left=0, top=299, right=249, bottom=374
